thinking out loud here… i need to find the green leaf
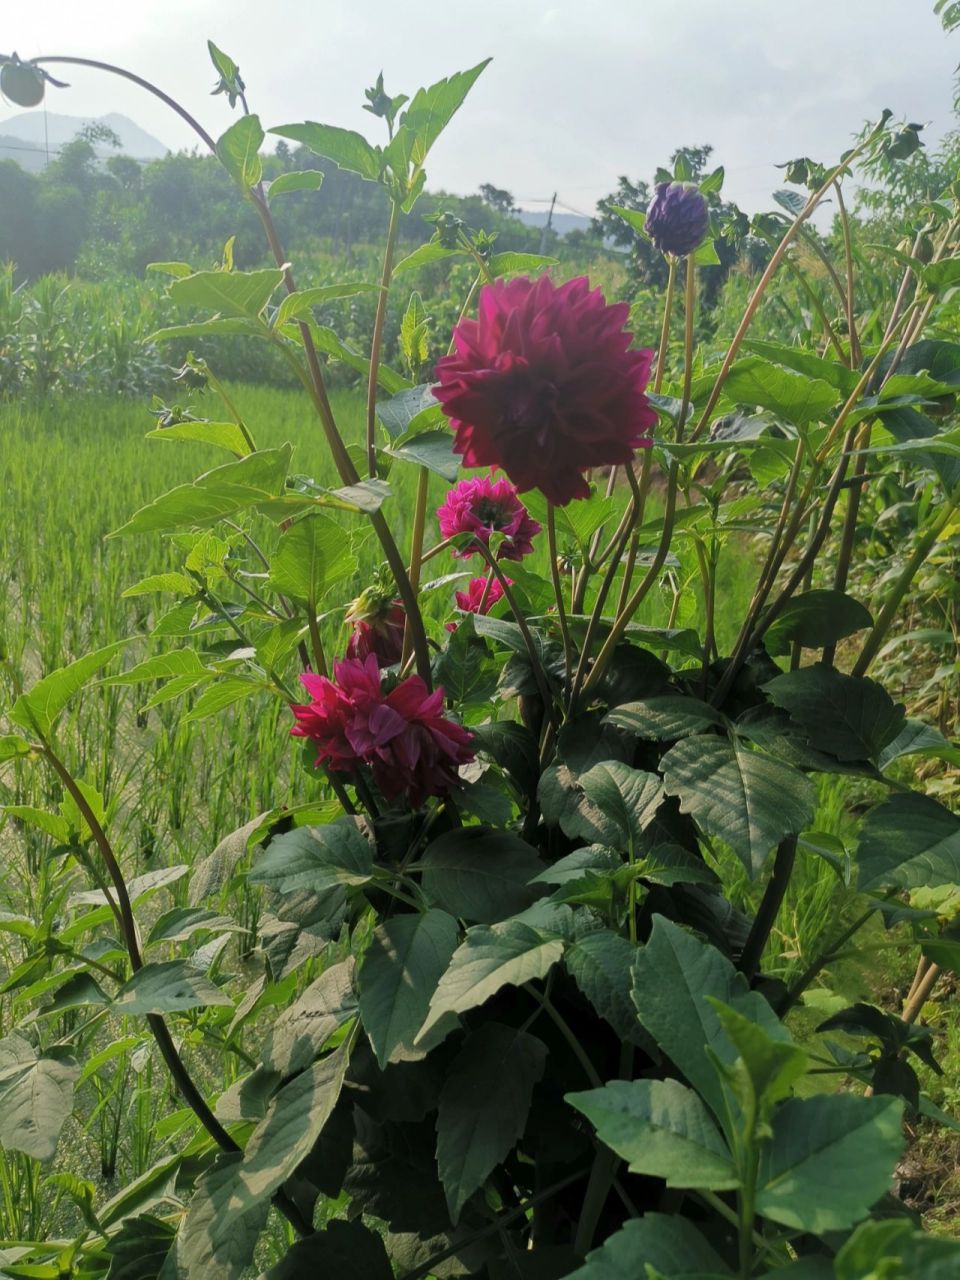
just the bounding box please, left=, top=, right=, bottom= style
left=112, top=961, right=233, bottom=1016
left=358, top=909, right=460, bottom=1067
left=109, top=446, right=292, bottom=537
left=266, top=169, right=324, bottom=197
left=268, top=512, right=358, bottom=606
left=101, top=1213, right=175, bottom=1280
left=437, top=1022, right=547, bottom=1223
left=877, top=718, right=960, bottom=771
left=577, top=761, right=664, bottom=849
left=605, top=696, right=723, bottom=741
left=392, top=241, right=464, bottom=276
left=0, top=1034, right=79, bottom=1161
left=660, top=737, right=816, bottom=877
left=224, top=1040, right=351, bottom=1220
left=147, top=907, right=240, bottom=945
left=757, top=1094, right=904, bottom=1232
left=763, top=589, right=873, bottom=656
left=764, top=666, right=906, bottom=763
left=383, top=427, right=460, bottom=482
left=263, top=959, right=357, bottom=1075
left=400, top=60, right=491, bottom=171
left=421, top=827, right=543, bottom=923
left=632, top=916, right=789, bottom=1120
left=275, top=282, right=377, bottom=328
left=857, top=792, right=960, bottom=891
left=418, top=919, right=564, bottom=1043
left=175, top=1153, right=269, bottom=1280
left=150, top=317, right=269, bottom=343
left=567, top=1078, right=738, bottom=1190
left=42, top=972, right=108, bottom=1015
left=9, top=640, right=129, bottom=736
left=376, top=383, right=441, bottom=437
left=608, top=205, right=649, bottom=239
left=835, top=1218, right=960, bottom=1280
left=168, top=267, right=284, bottom=318
left=101, top=650, right=207, bottom=686
left=707, top=999, right=807, bottom=1122
left=261, top=1221, right=393, bottom=1280
left=877, top=406, right=960, bottom=489
left=923, top=258, right=960, bottom=292
left=741, top=339, right=859, bottom=395
left=183, top=677, right=259, bottom=724
left=145, top=420, right=252, bottom=456
left=0, top=734, right=33, bottom=763
left=722, top=357, right=839, bottom=425
left=216, top=114, right=263, bottom=188
left=270, top=121, right=382, bottom=180
left=568, top=1216, right=730, bottom=1279
left=487, top=251, right=558, bottom=277
left=565, top=930, right=649, bottom=1046
left=248, top=821, right=374, bottom=896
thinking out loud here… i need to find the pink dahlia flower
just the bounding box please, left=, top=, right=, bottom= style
left=433, top=275, right=657, bottom=505
left=437, top=475, right=540, bottom=562
left=290, top=655, right=474, bottom=808
left=445, top=574, right=509, bottom=632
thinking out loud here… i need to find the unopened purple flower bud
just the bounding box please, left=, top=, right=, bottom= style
left=646, top=181, right=710, bottom=257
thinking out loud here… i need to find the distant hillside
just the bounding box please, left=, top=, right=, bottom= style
left=515, top=208, right=594, bottom=238
left=0, top=111, right=168, bottom=170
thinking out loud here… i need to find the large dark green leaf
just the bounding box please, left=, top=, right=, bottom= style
left=632, top=917, right=789, bottom=1120
left=568, top=1078, right=738, bottom=1189
left=565, top=930, right=647, bottom=1046
left=262, top=1220, right=393, bottom=1279
left=358, top=910, right=460, bottom=1067
left=857, top=792, right=960, bottom=891
left=175, top=1153, right=269, bottom=1280
left=757, top=1095, right=904, bottom=1232
left=248, top=821, right=374, bottom=896
left=763, top=590, right=873, bottom=656
left=263, top=958, right=357, bottom=1075
left=577, top=762, right=664, bottom=850
left=722, top=357, right=839, bottom=425
left=605, top=695, right=723, bottom=741
left=101, top=1213, right=176, bottom=1279
left=660, top=736, right=815, bottom=877
left=437, top=1022, right=547, bottom=1223
left=0, top=1034, right=79, bottom=1161
left=764, top=667, right=905, bottom=763
left=112, top=961, right=233, bottom=1016
left=876, top=406, right=960, bottom=490
left=418, top=919, right=564, bottom=1043
left=567, top=1215, right=731, bottom=1279
left=420, top=828, right=543, bottom=923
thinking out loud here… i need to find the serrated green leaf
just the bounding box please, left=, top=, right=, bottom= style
left=266, top=169, right=324, bottom=197
left=764, top=590, right=873, bottom=656
left=216, top=114, right=263, bottom=188
left=437, top=1022, right=547, bottom=1223
left=145, top=420, right=252, bottom=455
left=722, top=357, right=839, bottom=425
left=420, top=827, right=543, bottom=923
left=0, top=1035, right=79, bottom=1161
left=270, top=121, right=382, bottom=180
left=112, top=961, right=233, bottom=1016
left=358, top=909, right=459, bottom=1067
left=247, top=822, right=373, bottom=896
left=268, top=512, right=358, bottom=606
left=857, top=792, right=960, bottom=891
left=168, top=268, right=284, bottom=319
left=568, top=1216, right=730, bottom=1279
left=9, top=640, right=129, bottom=736
left=568, top=1078, right=738, bottom=1189
left=764, top=666, right=905, bottom=763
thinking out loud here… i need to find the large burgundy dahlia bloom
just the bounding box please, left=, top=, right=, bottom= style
left=433, top=275, right=656, bottom=505
left=290, top=655, right=474, bottom=808
left=437, top=475, right=540, bottom=561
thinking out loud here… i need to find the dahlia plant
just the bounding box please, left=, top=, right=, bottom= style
left=2, top=40, right=960, bottom=1280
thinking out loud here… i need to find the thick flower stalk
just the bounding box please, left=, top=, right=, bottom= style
left=433, top=275, right=657, bottom=505
left=290, top=656, right=475, bottom=808
left=645, top=181, right=710, bottom=257
left=437, top=475, right=541, bottom=561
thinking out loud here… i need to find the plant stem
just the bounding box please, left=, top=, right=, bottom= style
left=401, top=466, right=431, bottom=669
left=653, top=256, right=678, bottom=393
left=306, top=602, right=328, bottom=679
left=739, top=836, right=797, bottom=980
left=547, top=504, right=574, bottom=689
left=366, top=198, right=401, bottom=477
left=833, top=180, right=860, bottom=367
left=777, top=904, right=881, bottom=1015
left=522, top=985, right=601, bottom=1087
left=852, top=481, right=960, bottom=676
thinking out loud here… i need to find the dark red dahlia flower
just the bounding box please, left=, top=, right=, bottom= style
left=433, top=275, right=656, bottom=505
left=290, top=656, right=474, bottom=808
left=437, top=475, right=540, bottom=561
left=645, top=181, right=710, bottom=257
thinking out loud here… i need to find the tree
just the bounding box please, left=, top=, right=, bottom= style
left=478, top=183, right=515, bottom=215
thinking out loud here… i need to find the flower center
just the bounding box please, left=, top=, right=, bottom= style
left=475, top=499, right=510, bottom=529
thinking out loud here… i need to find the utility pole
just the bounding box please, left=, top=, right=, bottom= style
left=538, top=192, right=557, bottom=255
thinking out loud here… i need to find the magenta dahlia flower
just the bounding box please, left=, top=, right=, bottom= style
left=455, top=574, right=507, bottom=614
left=433, top=275, right=656, bottom=505
left=290, top=656, right=474, bottom=807
left=645, top=182, right=710, bottom=257
left=437, top=475, right=540, bottom=561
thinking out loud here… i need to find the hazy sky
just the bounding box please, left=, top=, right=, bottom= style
left=2, top=1, right=957, bottom=220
